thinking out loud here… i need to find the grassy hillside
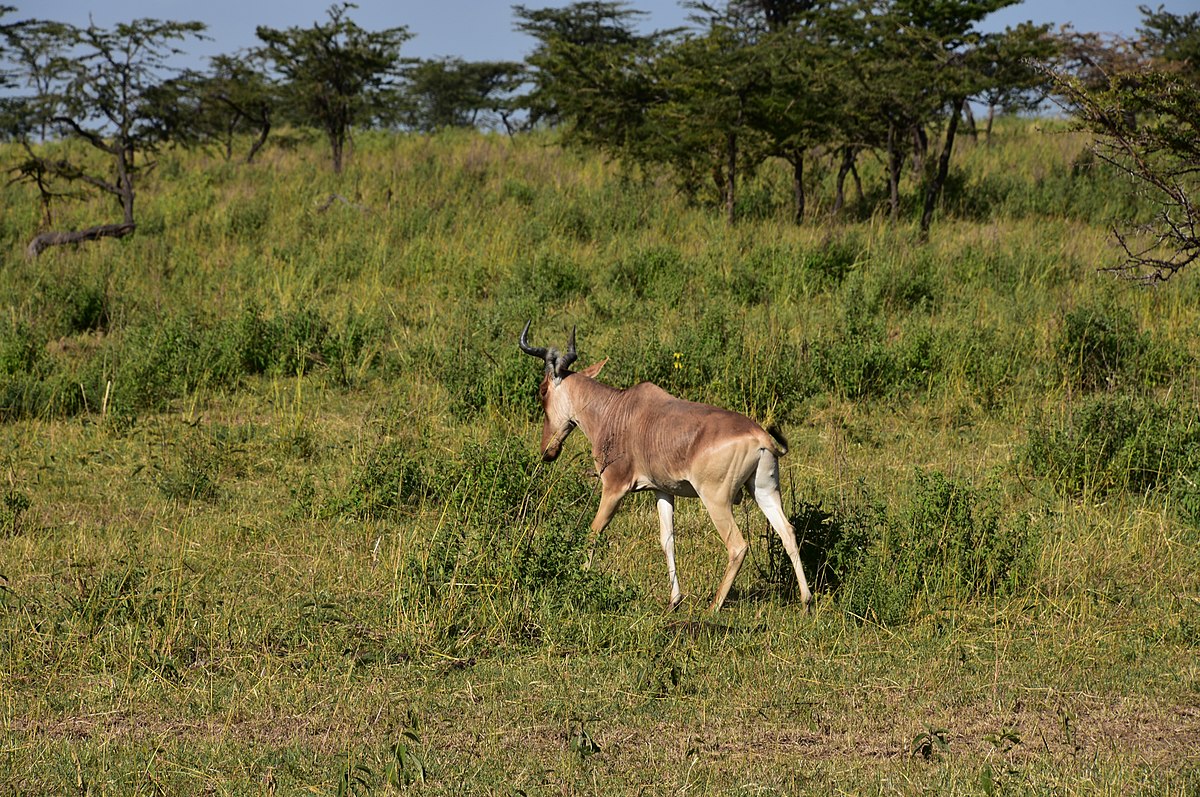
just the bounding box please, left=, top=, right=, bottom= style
left=1, top=122, right=1198, bottom=794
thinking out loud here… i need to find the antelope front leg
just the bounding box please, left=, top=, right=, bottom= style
left=656, top=491, right=683, bottom=610
left=583, top=488, right=626, bottom=570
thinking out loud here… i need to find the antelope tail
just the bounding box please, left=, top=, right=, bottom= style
left=767, top=424, right=789, bottom=457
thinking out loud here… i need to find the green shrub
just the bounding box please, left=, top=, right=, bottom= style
left=730, top=337, right=816, bottom=423
left=152, top=424, right=250, bottom=503
left=103, top=305, right=380, bottom=415
left=402, top=435, right=634, bottom=645
left=502, top=178, right=537, bottom=206
left=800, top=239, right=861, bottom=285
left=1022, top=393, right=1200, bottom=497
left=809, top=311, right=943, bottom=402
left=335, top=440, right=430, bottom=520
left=434, top=335, right=539, bottom=421
left=1171, top=472, right=1200, bottom=531
left=226, top=195, right=271, bottom=238
left=39, top=275, right=110, bottom=336
left=605, top=246, right=687, bottom=307
left=1054, top=304, right=1181, bottom=392
left=810, top=473, right=1036, bottom=625
left=113, top=316, right=205, bottom=412
left=1, top=488, right=31, bottom=537
left=502, top=253, right=588, bottom=306
left=0, top=321, right=44, bottom=376
left=869, top=254, right=942, bottom=314
left=1057, top=305, right=1140, bottom=392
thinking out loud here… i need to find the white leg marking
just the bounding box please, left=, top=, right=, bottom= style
left=754, top=453, right=813, bottom=608
left=656, top=491, right=683, bottom=609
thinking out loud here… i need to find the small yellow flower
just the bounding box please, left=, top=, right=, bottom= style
left=672, top=352, right=682, bottom=370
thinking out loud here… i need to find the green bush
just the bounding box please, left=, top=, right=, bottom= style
left=800, top=239, right=861, bottom=285
left=154, top=442, right=224, bottom=503
left=226, top=195, right=271, bottom=238
left=809, top=312, right=942, bottom=402
left=113, top=316, right=206, bottom=412
left=400, top=435, right=634, bottom=646
left=1, top=488, right=31, bottom=537
left=434, top=333, right=539, bottom=421
left=38, top=275, right=110, bottom=336
left=868, top=253, right=942, bottom=314
left=813, top=473, right=1036, bottom=625
left=605, top=246, right=688, bottom=307
left=1055, top=304, right=1182, bottom=392
left=335, top=440, right=431, bottom=520
left=0, top=321, right=44, bottom=376
left=502, top=253, right=588, bottom=306
left=1022, top=393, right=1200, bottom=497
left=1057, top=305, right=1140, bottom=392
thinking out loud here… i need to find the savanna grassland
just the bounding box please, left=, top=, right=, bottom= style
left=1, top=123, right=1198, bottom=795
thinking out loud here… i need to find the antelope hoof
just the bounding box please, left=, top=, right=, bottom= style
left=668, top=594, right=685, bottom=612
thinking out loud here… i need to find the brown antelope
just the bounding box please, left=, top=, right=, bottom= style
left=519, top=321, right=813, bottom=612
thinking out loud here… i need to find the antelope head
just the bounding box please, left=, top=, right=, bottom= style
left=518, top=320, right=604, bottom=461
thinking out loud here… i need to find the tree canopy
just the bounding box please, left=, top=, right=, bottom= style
left=255, top=2, right=411, bottom=173
left=2, top=0, right=1197, bottom=268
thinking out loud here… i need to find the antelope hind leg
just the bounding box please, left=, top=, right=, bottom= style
left=700, top=493, right=749, bottom=612
left=754, top=453, right=813, bottom=608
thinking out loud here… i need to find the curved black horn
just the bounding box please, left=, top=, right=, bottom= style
left=518, top=320, right=550, bottom=361
left=556, top=326, right=578, bottom=376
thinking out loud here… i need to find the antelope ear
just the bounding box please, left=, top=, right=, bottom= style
left=579, top=358, right=607, bottom=378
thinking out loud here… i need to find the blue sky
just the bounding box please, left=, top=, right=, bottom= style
left=22, top=1, right=1168, bottom=67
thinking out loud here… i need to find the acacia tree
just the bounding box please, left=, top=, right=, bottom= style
left=973, top=21, right=1058, bottom=142
left=400, top=57, right=526, bottom=133
left=1138, top=3, right=1200, bottom=80
left=6, top=17, right=206, bottom=257
left=1050, top=67, right=1199, bottom=282
left=647, top=14, right=775, bottom=223
left=918, top=17, right=1055, bottom=238
left=745, top=2, right=845, bottom=223
left=256, top=3, right=410, bottom=174
left=515, top=2, right=664, bottom=148
left=1, top=13, right=69, bottom=141
left=162, top=53, right=278, bottom=163
left=1041, top=6, right=1199, bottom=282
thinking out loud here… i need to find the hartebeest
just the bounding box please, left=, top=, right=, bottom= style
left=519, top=321, right=813, bottom=612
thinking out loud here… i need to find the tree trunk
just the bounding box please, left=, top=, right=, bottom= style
left=963, top=103, right=978, bottom=141
left=912, top=125, right=929, bottom=175
left=116, top=147, right=135, bottom=226
left=850, top=155, right=863, bottom=204
left=833, top=146, right=860, bottom=217
left=26, top=222, right=136, bottom=259
left=919, top=96, right=965, bottom=241
left=887, top=122, right=902, bottom=223
left=833, top=146, right=850, bottom=216
left=246, top=109, right=271, bottom=164
left=985, top=103, right=996, bottom=145
left=329, top=127, right=345, bottom=174
left=791, top=151, right=805, bottom=224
